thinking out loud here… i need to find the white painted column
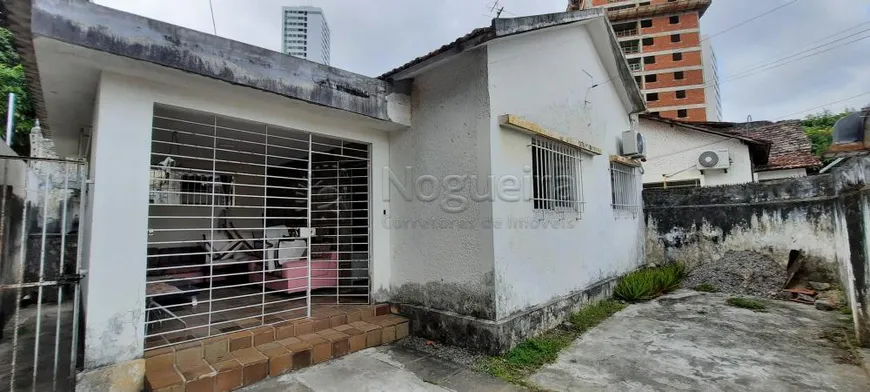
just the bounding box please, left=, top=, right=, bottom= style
left=82, top=73, right=153, bottom=369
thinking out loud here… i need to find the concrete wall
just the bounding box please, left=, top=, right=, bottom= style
left=386, top=47, right=496, bottom=320
left=81, top=68, right=395, bottom=369
left=755, top=168, right=808, bottom=182
left=645, top=156, right=870, bottom=346
left=830, top=157, right=870, bottom=346
left=644, top=175, right=841, bottom=271
left=640, top=118, right=753, bottom=186
left=0, top=144, right=28, bottom=335
left=486, top=24, right=644, bottom=320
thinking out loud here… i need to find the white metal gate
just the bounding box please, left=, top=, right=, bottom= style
left=145, top=105, right=371, bottom=349
left=0, top=155, right=86, bottom=392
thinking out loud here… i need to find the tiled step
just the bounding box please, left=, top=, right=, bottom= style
left=144, top=305, right=408, bottom=392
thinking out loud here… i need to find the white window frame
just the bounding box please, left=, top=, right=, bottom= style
left=531, top=136, right=585, bottom=217
left=610, top=161, right=641, bottom=215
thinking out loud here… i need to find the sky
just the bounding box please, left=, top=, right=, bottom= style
left=92, top=0, right=870, bottom=123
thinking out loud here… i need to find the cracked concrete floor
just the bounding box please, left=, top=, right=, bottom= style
left=531, top=290, right=870, bottom=391
left=239, top=345, right=524, bottom=392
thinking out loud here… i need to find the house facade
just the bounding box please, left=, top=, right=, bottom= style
left=6, top=0, right=646, bottom=390
left=381, top=12, right=647, bottom=348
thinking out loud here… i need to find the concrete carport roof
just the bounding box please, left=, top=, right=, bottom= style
left=3, top=0, right=411, bottom=157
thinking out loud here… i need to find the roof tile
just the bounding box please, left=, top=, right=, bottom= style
left=730, top=120, right=821, bottom=171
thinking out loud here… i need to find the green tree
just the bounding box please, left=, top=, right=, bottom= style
left=0, top=27, right=33, bottom=155
left=802, top=109, right=852, bottom=166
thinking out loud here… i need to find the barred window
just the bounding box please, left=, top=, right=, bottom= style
left=610, top=162, right=640, bottom=213
left=531, top=137, right=584, bottom=215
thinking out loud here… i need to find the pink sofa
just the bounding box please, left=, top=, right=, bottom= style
left=248, top=252, right=339, bottom=294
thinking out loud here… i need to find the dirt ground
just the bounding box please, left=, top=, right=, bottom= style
left=531, top=290, right=870, bottom=391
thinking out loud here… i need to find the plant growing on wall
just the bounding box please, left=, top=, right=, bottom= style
left=0, top=27, right=33, bottom=155
left=802, top=109, right=852, bottom=166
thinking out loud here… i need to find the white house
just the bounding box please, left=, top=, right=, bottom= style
left=639, top=115, right=770, bottom=188
left=7, top=0, right=646, bottom=390
left=639, top=116, right=822, bottom=188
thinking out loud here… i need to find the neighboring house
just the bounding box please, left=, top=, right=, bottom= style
left=736, top=120, right=822, bottom=181
left=694, top=119, right=822, bottom=181
left=639, top=115, right=770, bottom=188
left=640, top=116, right=821, bottom=187
left=7, top=1, right=645, bottom=390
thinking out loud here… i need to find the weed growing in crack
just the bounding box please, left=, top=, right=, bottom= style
left=693, top=283, right=719, bottom=293
left=726, top=297, right=767, bottom=311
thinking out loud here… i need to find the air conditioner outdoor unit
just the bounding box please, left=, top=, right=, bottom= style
left=696, top=149, right=731, bottom=171
left=621, top=130, right=646, bottom=159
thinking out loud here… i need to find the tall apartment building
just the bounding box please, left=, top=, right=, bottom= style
left=282, top=6, right=331, bottom=66
left=579, top=0, right=721, bottom=121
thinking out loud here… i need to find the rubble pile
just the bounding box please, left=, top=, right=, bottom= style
left=683, top=251, right=786, bottom=298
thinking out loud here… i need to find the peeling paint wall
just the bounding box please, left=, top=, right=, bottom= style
left=645, top=157, right=870, bottom=346
left=0, top=144, right=28, bottom=336
left=755, top=168, right=808, bottom=182
left=386, top=47, right=497, bottom=320
left=644, top=176, right=841, bottom=270
left=487, top=24, right=645, bottom=320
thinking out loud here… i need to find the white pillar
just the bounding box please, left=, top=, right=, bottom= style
left=81, top=73, right=152, bottom=369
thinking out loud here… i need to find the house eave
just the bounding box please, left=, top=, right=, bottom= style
left=6, top=0, right=409, bottom=139
left=382, top=9, right=646, bottom=114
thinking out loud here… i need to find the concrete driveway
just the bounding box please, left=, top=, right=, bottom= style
left=239, top=344, right=523, bottom=392
left=531, top=290, right=870, bottom=391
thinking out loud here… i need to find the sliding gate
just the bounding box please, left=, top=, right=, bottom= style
left=145, top=105, right=371, bottom=349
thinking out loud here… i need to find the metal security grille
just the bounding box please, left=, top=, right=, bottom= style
left=610, top=161, right=641, bottom=213
left=531, top=137, right=585, bottom=215
left=145, top=105, right=370, bottom=349
left=0, top=156, right=86, bottom=392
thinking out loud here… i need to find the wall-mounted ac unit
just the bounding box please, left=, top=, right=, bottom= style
left=696, top=149, right=731, bottom=171
left=621, top=130, right=646, bottom=159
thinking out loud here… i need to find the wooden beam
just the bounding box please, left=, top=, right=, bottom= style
left=609, top=154, right=642, bottom=167
left=498, top=114, right=603, bottom=156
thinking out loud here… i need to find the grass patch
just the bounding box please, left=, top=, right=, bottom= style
left=477, top=300, right=627, bottom=388
left=726, top=297, right=767, bottom=311
left=840, top=304, right=853, bottom=315
left=820, top=318, right=863, bottom=366
left=693, top=283, right=719, bottom=293
left=613, top=263, right=688, bottom=302
left=571, top=299, right=627, bottom=334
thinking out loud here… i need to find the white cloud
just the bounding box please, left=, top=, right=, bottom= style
left=93, top=0, right=870, bottom=121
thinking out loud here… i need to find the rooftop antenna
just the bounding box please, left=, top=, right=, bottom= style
left=489, top=0, right=500, bottom=13
left=208, top=0, right=217, bottom=35
left=488, top=0, right=505, bottom=18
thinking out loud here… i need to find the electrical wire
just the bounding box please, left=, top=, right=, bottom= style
left=665, top=24, right=870, bottom=92
left=701, top=0, right=801, bottom=42
left=719, top=27, right=870, bottom=83
left=774, top=91, right=870, bottom=120
left=727, top=20, right=870, bottom=76
left=645, top=137, right=736, bottom=161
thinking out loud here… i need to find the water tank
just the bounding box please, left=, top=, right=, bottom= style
left=832, top=109, right=868, bottom=145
